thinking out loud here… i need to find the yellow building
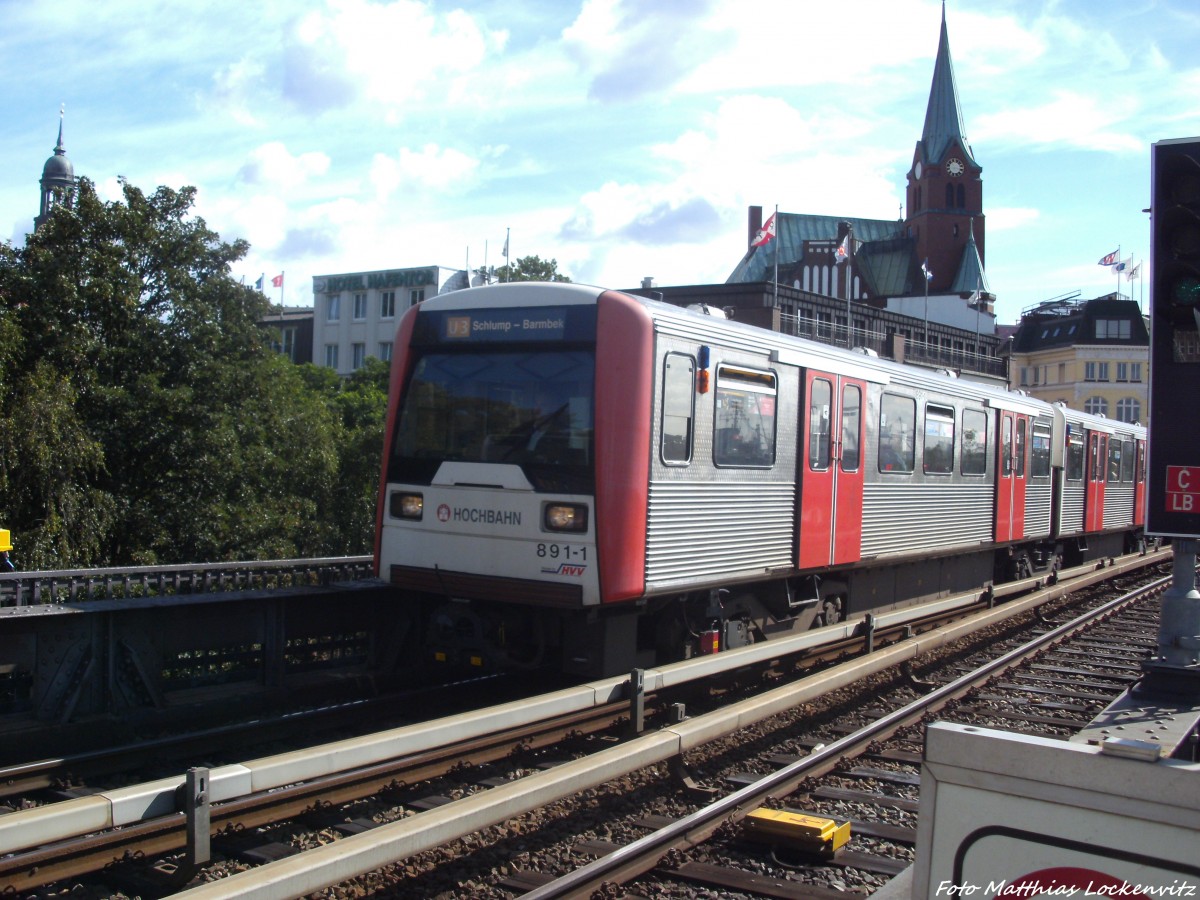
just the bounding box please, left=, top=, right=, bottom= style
left=1010, top=293, right=1148, bottom=426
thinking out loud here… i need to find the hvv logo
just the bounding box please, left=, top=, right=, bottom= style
left=541, top=563, right=587, bottom=577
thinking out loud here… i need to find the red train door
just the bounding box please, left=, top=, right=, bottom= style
left=799, top=372, right=865, bottom=568
left=1085, top=432, right=1107, bottom=531
left=1134, top=439, right=1147, bottom=526
left=995, top=412, right=1030, bottom=542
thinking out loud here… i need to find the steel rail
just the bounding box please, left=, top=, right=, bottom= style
left=166, top=552, right=1170, bottom=900
left=520, top=573, right=1172, bottom=899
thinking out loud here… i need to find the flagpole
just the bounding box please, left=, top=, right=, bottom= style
left=505, top=227, right=511, bottom=282
left=772, top=204, right=779, bottom=304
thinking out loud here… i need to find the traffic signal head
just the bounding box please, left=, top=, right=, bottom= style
left=1148, top=137, right=1200, bottom=536
left=1153, top=139, right=1200, bottom=334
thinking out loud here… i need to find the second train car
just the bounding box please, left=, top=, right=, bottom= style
left=375, top=282, right=1145, bottom=677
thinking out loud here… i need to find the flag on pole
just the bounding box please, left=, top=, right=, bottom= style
left=751, top=212, right=776, bottom=248
left=967, top=288, right=982, bottom=308
left=1098, top=250, right=1119, bottom=266
left=255, top=274, right=265, bottom=290
left=833, top=234, right=849, bottom=264
left=502, top=233, right=509, bottom=259
left=1127, top=262, right=1142, bottom=281
left=271, top=273, right=284, bottom=288
left=921, top=259, right=933, bottom=281
left=1113, top=258, right=1131, bottom=273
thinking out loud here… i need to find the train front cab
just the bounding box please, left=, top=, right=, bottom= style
left=375, top=283, right=657, bottom=677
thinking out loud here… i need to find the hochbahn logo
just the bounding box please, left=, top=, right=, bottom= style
left=438, top=504, right=521, bottom=526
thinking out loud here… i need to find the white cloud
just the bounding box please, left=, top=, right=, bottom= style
left=974, top=90, right=1145, bottom=155
left=370, top=144, right=483, bottom=198
left=237, top=142, right=331, bottom=190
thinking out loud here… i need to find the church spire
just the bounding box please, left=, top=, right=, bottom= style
left=35, top=106, right=76, bottom=230
left=919, top=2, right=975, bottom=169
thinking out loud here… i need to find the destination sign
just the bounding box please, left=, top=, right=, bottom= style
left=414, top=305, right=597, bottom=345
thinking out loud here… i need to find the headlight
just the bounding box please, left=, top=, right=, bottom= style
left=544, top=503, right=588, bottom=533
left=391, top=492, right=424, bottom=520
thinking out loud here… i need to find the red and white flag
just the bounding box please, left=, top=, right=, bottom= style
left=751, top=213, right=776, bottom=248
left=834, top=235, right=849, bottom=264
left=271, top=273, right=284, bottom=288
left=1097, top=250, right=1119, bottom=266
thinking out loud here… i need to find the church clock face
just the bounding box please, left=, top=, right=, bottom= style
left=946, top=157, right=965, bottom=177
left=914, top=160, right=923, bottom=180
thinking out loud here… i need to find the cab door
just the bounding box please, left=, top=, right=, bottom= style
left=798, top=372, right=865, bottom=568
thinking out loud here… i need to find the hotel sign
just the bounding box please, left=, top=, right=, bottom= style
left=317, top=269, right=437, bottom=293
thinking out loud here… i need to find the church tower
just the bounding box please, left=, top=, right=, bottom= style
left=35, top=109, right=76, bottom=231
left=904, top=4, right=983, bottom=294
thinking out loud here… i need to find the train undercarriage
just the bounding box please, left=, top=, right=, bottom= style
left=404, top=526, right=1145, bottom=679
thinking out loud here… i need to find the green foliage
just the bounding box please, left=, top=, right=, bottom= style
left=0, top=180, right=381, bottom=569
left=495, top=254, right=572, bottom=283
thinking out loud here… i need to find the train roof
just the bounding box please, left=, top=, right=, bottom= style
left=416, top=281, right=1125, bottom=424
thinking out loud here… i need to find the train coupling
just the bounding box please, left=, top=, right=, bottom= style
left=742, top=808, right=851, bottom=858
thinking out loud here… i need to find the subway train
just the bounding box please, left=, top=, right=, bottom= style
left=375, top=282, right=1146, bottom=678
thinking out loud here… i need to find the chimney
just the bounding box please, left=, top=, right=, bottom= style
left=641, top=276, right=656, bottom=289
left=748, top=206, right=763, bottom=250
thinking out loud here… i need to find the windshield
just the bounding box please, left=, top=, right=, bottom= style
left=390, top=349, right=595, bottom=490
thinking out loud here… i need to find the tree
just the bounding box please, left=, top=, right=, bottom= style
left=495, top=254, right=572, bottom=283
left=0, top=180, right=348, bottom=567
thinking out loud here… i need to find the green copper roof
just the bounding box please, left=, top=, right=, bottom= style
left=951, top=219, right=990, bottom=294
left=918, top=3, right=975, bottom=168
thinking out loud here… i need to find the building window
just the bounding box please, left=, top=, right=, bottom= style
left=1019, top=367, right=1029, bottom=387
left=1116, top=397, right=1141, bottom=423
left=1084, top=362, right=1109, bottom=382
left=327, top=295, right=341, bottom=322
left=324, top=344, right=339, bottom=369
left=352, top=343, right=365, bottom=370
left=277, top=326, right=297, bottom=362
left=353, top=292, right=367, bottom=320
left=1116, top=362, right=1143, bottom=382
left=1095, top=319, right=1132, bottom=340
left=378, top=341, right=393, bottom=362
left=381, top=291, right=396, bottom=318
left=410, top=288, right=425, bottom=305
left=956, top=184, right=965, bottom=208
left=1084, top=396, right=1108, bottom=416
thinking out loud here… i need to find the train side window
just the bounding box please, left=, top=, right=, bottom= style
left=923, top=404, right=954, bottom=475
left=713, top=366, right=777, bottom=467
left=1121, top=440, right=1135, bottom=482
left=961, top=409, right=987, bottom=475
left=841, top=384, right=861, bottom=472
left=878, top=394, right=915, bottom=473
left=661, top=354, right=695, bottom=464
left=1015, top=418, right=1027, bottom=477
left=1066, top=431, right=1084, bottom=481
left=1136, top=442, right=1145, bottom=483
left=809, top=379, right=832, bottom=471
left=1108, top=439, right=1123, bottom=482
left=1031, top=423, right=1051, bottom=477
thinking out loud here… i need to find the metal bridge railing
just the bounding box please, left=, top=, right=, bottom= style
left=0, top=556, right=375, bottom=607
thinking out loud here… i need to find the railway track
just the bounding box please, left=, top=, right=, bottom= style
left=0, top=549, right=1173, bottom=898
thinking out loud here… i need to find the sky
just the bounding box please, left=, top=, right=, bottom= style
left=3, top=0, right=1198, bottom=327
